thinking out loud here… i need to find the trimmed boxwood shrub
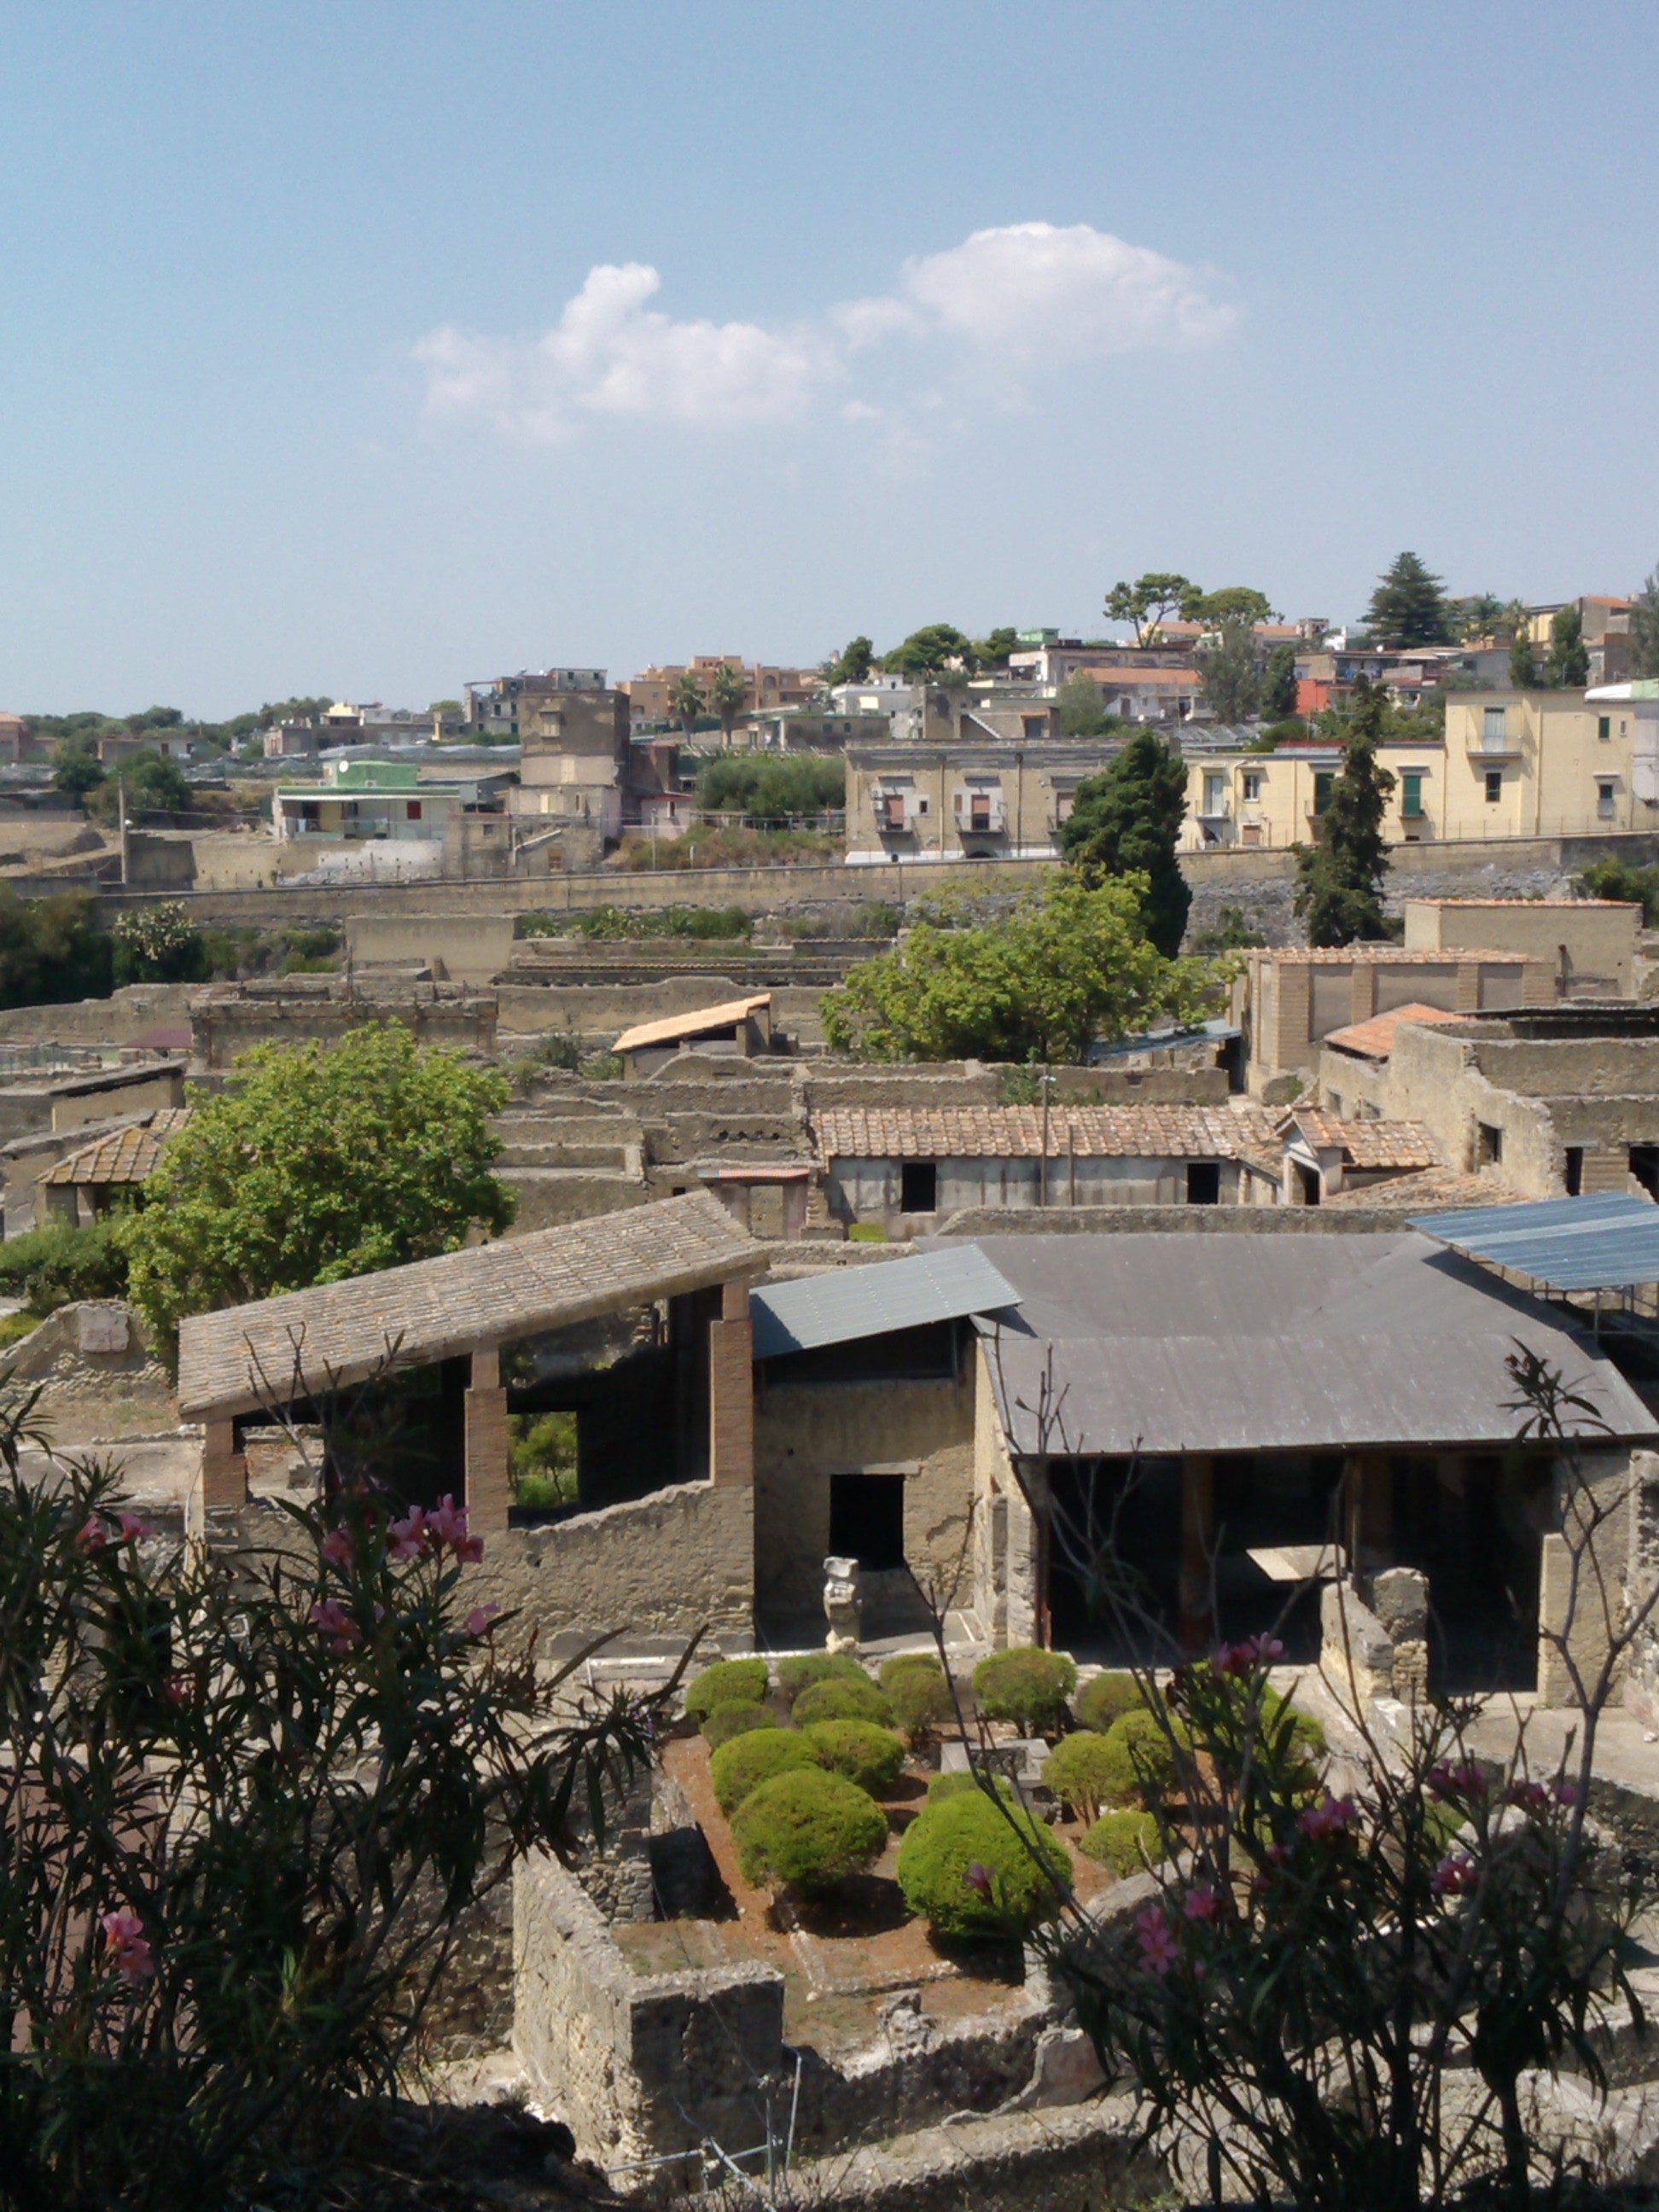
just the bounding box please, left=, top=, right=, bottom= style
left=1079, top=1808, right=1165, bottom=1877
left=777, top=1651, right=868, bottom=1707
left=925, top=1768, right=1016, bottom=1806
left=709, top=1727, right=816, bottom=1813
left=684, top=1657, right=770, bottom=1721
left=1074, top=1671, right=1146, bottom=1735
left=895, top=1791, right=1069, bottom=1938
left=801, top=1719, right=905, bottom=1798
left=1098, top=1708, right=1185, bottom=1808
left=702, top=1701, right=778, bottom=1751
left=1042, top=1732, right=1122, bottom=1822
left=878, top=1654, right=954, bottom=1742
left=878, top=1650, right=943, bottom=1691
left=731, top=1767, right=889, bottom=1894
left=793, top=1675, right=894, bottom=1729
left=972, top=1647, right=1078, bottom=1734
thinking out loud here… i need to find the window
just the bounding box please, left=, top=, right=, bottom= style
left=1599, top=715, right=1612, bottom=742
left=1598, top=778, right=1617, bottom=820
left=1242, top=771, right=1261, bottom=802
left=899, top=1160, right=937, bottom=1213
left=1313, top=771, right=1335, bottom=815
left=1476, top=1121, right=1504, bottom=1167
left=1564, top=1148, right=1584, bottom=1196
left=1401, top=770, right=1423, bottom=817
left=406, top=800, right=422, bottom=821
left=1186, top=1161, right=1220, bottom=1206
left=1483, top=706, right=1507, bottom=744
left=828, top=1473, right=906, bottom=1571
left=1203, top=773, right=1225, bottom=814
left=1485, top=770, right=1503, bottom=804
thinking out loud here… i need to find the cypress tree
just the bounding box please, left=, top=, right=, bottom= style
left=1545, top=605, right=1590, bottom=688
left=1061, top=730, right=1190, bottom=957
left=1294, top=679, right=1394, bottom=946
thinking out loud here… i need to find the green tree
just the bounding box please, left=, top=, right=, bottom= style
left=824, top=635, right=874, bottom=686
left=1365, top=551, right=1453, bottom=647
left=1104, top=573, right=1201, bottom=643
left=1293, top=678, right=1394, bottom=946
left=880, top=623, right=976, bottom=678
left=1193, top=587, right=1274, bottom=628
left=973, top=626, right=1020, bottom=668
left=822, top=875, right=1208, bottom=1065
left=120, top=1025, right=515, bottom=1348
left=668, top=672, right=705, bottom=730
left=1631, top=568, right=1659, bottom=679
left=112, top=902, right=209, bottom=986
left=1260, top=642, right=1299, bottom=719
left=1452, top=591, right=1506, bottom=643
left=1061, top=729, right=1191, bottom=957
left=707, top=660, right=748, bottom=742
left=88, top=748, right=193, bottom=825
left=1194, top=622, right=1260, bottom=725
left=1509, top=629, right=1540, bottom=689
left=1545, top=604, right=1590, bottom=689
left=53, top=740, right=107, bottom=803
left=0, top=888, right=111, bottom=1009
left=695, top=753, right=843, bottom=821
left=1057, top=672, right=1115, bottom=737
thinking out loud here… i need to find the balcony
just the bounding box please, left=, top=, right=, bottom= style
left=1464, top=730, right=1522, bottom=760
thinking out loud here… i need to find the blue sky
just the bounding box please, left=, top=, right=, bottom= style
left=3, top=0, right=1657, bottom=717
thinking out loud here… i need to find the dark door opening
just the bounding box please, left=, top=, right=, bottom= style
left=899, top=1160, right=938, bottom=1214
left=1631, top=1146, right=1659, bottom=1201
left=1045, top=1457, right=1182, bottom=1663
left=1295, top=1160, right=1322, bottom=1206
left=1186, top=1160, right=1221, bottom=1206
left=828, top=1472, right=906, bottom=1570
left=1565, top=1147, right=1584, bottom=1196
left=1392, top=1452, right=1540, bottom=1692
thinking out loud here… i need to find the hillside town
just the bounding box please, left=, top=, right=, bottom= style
left=13, top=552, right=1659, bottom=2203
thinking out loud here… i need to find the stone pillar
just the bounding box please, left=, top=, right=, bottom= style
left=1347, top=1452, right=1393, bottom=1567
left=465, top=1343, right=511, bottom=1535
left=1350, top=963, right=1377, bottom=1025
left=707, top=1279, right=754, bottom=1489
left=1179, top=1453, right=1215, bottom=1652
left=781, top=1178, right=809, bottom=1241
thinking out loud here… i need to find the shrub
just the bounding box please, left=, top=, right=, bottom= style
left=792, top=1674, right=894, bottom=1728
left=0, top=1219, right=129, bottom=1313
left=972, top=1647, right=1078, bottom=1734
left=878, top=1650, right=944, bottom=1692
left=925, top=1767, right=1016, bottom=1806
left=1074, top=1671, right=1146, bottom=1735
left=1098, top=1708, right=1185, bottom=1808
left=1079, top=1809, right=1165, bottom=1877
left=801, top=1719, right=905, bottom=1797
left=708, top=1727, right=816, bottom=1813
left=776, top=1650, right=868, bottom=1707
left=887, top=1662, right=954, bottom=1743
left=684, top=1656, right=770, bottom=1722
left=731, top=1768, right=888, bottom=1893
left=702, top=1701, right=778, bottom=1751
left=895, top=1791, right=1069, bottom=1938
left=1043, top=1732, right=1123, bottom=1822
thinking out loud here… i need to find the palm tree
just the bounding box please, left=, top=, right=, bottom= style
left=707, top=661, right=748, bottom=745
left=668, top=672, right=705, bottom=732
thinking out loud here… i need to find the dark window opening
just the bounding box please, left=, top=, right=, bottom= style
left=899, top=1160, right=938, bottom=1213
left=1631, top=1146, right=1659, bottom=1201
left=1564, top=1147, right=1584, bottom=1196
left=1186, top=1160, right=1221, bottom=1206
left=829, top=1472, right=906, bottom=1571
left=1476, top=1121, right=1504, bottom=1167
left=1295, top=1159, right=1322, bottom=1206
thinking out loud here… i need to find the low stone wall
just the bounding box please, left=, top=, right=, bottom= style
left=0, top=982, right=192, bottom=1049
left=0, top=1300, right=177, bottom=1443
left=936, top=1202, right=1451, bottom=1237
left=766, top=2096, right=1153, bottom=2212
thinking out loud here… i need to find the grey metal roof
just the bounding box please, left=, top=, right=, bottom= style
left=751, top=1245, right=1021, bottom=1361
left=1408, top=1193, right=1659, bottom=1294
left=934, top=1231, right=1656, bottom=1456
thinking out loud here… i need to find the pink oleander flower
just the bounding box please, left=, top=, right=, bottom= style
left=100, top=1906, right=154, bottom=1984
left=1432, top=1851, right=1477, bottom=1897
left=1505, top=1779, right=1551, bottom=1813
left=963, top=1861, right=992, bottom=1896
left=387, top=1506, right=428, bottom=1561
left=1427, top=1761, right=1487, bottom=1802
left=164, top=1673, right=190, bottom=1705
left=1552, top=1776, right=1580, bottom=1807
left=1262, top=1839, right=1293, bottom=1867
left=75, top=1515, right=107, bottom=1551
left=1136, top=1906, right=1179, bottom=1977
left=464, top=1603, right=501, bottom=1638
left=1182, top=1883, right=1219, bottom=1923
left=1299, top=1794, right=1357, bottom=1842
left=1246, top=1633, right=1286, bottom=1666
left=1214, top=1642, right=1253, bottom=1678
left=319, top=1526, right=352, bottom=1567
left=308, top=1598, right=362, bottom=1654
left=429, top=1494, right=484, bottom=1563
left=115, top=1511, right=153, bottom=1545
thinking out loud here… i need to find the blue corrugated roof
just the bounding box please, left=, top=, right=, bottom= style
left=751, top=1245, right=1022, bottom=1360
left=1408, top=1192, right=1659, bottom=1291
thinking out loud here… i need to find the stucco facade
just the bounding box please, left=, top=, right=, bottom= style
left=844, top=740, right=1116, bottom=864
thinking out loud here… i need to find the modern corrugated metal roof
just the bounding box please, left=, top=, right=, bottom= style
left=750, top=1245, right=1021, bottom=1360
left=1408, top=1192, right=1659, bottom=1292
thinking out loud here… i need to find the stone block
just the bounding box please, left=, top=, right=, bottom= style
left=1371, top=1565, right=1429, bottom=1643
left=76, top=1304, right=128, bottom=1354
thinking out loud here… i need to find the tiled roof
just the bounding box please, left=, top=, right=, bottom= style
left=1255, top=946, right=1540, bottom=966
left=42, top=1109, right=193, bottom=1187
left=1287, top=1109, right=1441, bottom=1172
left=1406, top=897, right=1637, bottom=910
left=1321, top=1167, right=1520, bottom=1213
left=812, top=1103, right=1278, bottom=1162
left=1322, top=1004, right=1462, bottom=1060
left=177, top=1190, right=765, bottom=1420
left=613, top=994, right=771, bottom=1057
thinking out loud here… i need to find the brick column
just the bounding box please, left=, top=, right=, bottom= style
left=707, top=1279, right=754, bottom=1489
left=1179, top=1453, right=1215, bottom=1652
left=1350, top=963, right=1377, bottom=1025
left=464, top=1344, right=512, bottom=1534
left=201, top=1418, right=247, bottom=1511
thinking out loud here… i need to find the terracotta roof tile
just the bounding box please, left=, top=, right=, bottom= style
left=42, top=1109, right=194, bottom=1187
left=1322, top=1004, right=1463, bottom=1060
left=1287, top=1109, right=1441, bottom=1172
left=812, top=1103, right=1278, bottom=1162
left=1254, top=946, right=1545, bottom=965
left=613, top=994, right=771, bottom=1057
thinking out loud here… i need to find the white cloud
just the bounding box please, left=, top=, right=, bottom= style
left=414, top=224, right=1235, bottom=442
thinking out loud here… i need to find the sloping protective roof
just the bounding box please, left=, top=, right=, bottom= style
left=613, top=994, right=771, bottom=1057
left=813, top=1104, right=1278, bottom=1163
left=1286, top=1109, right=1441, bottom=1172
left=1321, top=1004, right=1462, bottom=1061
left=750, top=1245, right=1020, bottom=1360
left=933, top=1231, right=1655, bottom=1457
left=42, top=1109, right=193, bottom=1186
left=178, top=1190, right=764, bottom=1420
left=1408, top=1192, right=1659, bottom=1294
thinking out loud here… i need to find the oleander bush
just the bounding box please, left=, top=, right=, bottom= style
left=1074, top=1670, right=1147, bottom=1735
left=731, top=1768, right=889, bottom=1895
left=708, top=1727, right=817, bottom=1814
left=1043, top=1731, right=1124, bottom=1822
left=776, top=1650, right=869, bottom=1706
left=1078, top=1808, right=1165, bottom=1877
left=971, top=1646, right=1079, bottom=1734
left=791, top=1674, right=894, bottom=1728
left=895, top=1790, right=1069, bottom=1939
left=800, top=1718, right=905, bottom=1798
left=684, top=1656, right=770, bottom=1721
left=701, top=1700, right=778, bottom=1751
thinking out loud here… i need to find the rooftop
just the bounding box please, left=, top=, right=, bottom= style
left=1285, top=1109, right=1441, bottom=1173
left=613, top=993, right=771, bottom=1057
left=1408, top=1192, right=1659, bottom=1295
left=1322, top=1004, right=1463, bottom=1061
left=42, top=1108, right=192, bottom=1187
left=812, top=1103, right=1278, bottom=1162
left=178, top=1190, right=765, bottom=1420
left=1254, top=946, right=1545, bottom=966
left=751, top=1245, right=1020, bottom=1360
